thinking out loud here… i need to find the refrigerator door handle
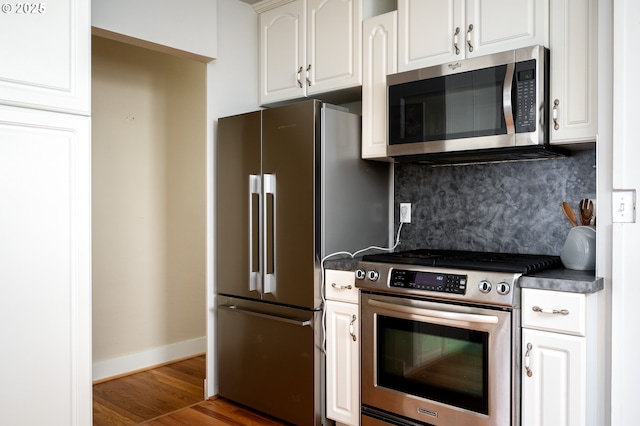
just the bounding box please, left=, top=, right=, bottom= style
left=263, top=173, right=276, bottom=294
left=219, top=304, right=310, bottom=327
left=249, top=174, right=261, bottom=292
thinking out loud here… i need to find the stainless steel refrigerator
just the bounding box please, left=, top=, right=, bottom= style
left=215, top=99, right=389, bottom=425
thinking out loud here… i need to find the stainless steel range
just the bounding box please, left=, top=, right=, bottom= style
left=356, top=249, right=561, bottom=426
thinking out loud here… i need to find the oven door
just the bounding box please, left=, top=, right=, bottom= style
left=361, top=291, right=515, bottom=426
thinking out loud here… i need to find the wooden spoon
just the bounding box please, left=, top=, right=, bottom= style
left=562, top=201, right=578, bottom=227
left=578, top=199, right=594, bottom=226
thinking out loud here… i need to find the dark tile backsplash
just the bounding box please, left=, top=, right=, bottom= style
left=394, top=148, right=596, bottom=255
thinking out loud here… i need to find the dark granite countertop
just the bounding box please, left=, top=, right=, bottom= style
left=323, top=257, right=360, bottom=271
left=323, top=258, right=603, bottom=294
left=519, top=267, right=603, bottom=294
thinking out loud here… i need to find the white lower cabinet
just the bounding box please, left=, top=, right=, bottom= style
left=0, top=105, right=92, bottom=426
left=325, top=270, right=359, bottom=426
left=522, top=328, right=586, bottom=426
left=521, top=288, right=596, bottom=426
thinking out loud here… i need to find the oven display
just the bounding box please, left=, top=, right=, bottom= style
left=390, top=269, right=467, bottom=294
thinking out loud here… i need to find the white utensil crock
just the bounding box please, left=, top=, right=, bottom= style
left=560, top=226, right=596, bottom=270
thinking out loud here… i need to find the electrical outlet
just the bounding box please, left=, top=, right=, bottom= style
left=400, top=203, right=411, bottom=223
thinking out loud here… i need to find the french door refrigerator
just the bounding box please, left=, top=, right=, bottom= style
left=216, top=99, right=389, bottom=425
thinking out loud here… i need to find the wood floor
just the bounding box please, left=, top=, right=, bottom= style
left=93, top=355, right=289, bottom=425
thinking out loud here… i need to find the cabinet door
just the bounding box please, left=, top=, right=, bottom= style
left=0, top=0, right=89, bottom=114
left=259, top=0, right=306, bottom=106
left=307, top=0, right=362, bottom=94
left=0, top=105, right=91, bottom=426
left=326, top=301, right=359, bottom=426
left=362, top=11, right=397, bottom=160
left=398, top=0, right=463, bottom=72
left=522, top=328, right=586, bottom=426
left=549, top=0, right=598, bottom=144
left=466, top=0, right=549, bottom=58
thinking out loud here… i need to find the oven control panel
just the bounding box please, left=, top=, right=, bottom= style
left=390, top=269, right=467, bottom=295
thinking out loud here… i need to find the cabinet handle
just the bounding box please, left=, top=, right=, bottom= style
left=467, top=24, right=474, bottom=52
left=532, top=305, right=570, bottom=316
left=453, top=27, right=461, bottom=55
left=305, top=64, right=312, bottom=87
left=524, top=342, right=533, bottom=377
left=552, top=99, right=560, bottom=130
left=331, top=283, right=353, bottom=290
left=297, top=66, right=303, bottom=88
left=349, top=314, right=357, bottom=342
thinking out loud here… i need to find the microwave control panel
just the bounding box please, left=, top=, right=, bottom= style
left=514, top=59, right=537, bottom=133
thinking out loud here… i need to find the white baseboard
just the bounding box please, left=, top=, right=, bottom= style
left=92, top=336, right=206, bottom=382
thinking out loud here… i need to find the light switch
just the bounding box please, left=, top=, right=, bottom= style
left=612, top=190, right=636, bottom=223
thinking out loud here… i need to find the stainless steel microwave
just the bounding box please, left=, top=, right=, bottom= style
left=387, top=45, right=557, bottom=164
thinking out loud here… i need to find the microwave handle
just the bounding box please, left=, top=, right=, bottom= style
left=368, top=299, right=499, bottom=324
left=503, top=62, right=516, bottom=134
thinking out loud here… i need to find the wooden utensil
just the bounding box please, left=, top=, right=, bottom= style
left=578, top=199, right=594, bottom=226
left=562, top=201, right=578, bottom=227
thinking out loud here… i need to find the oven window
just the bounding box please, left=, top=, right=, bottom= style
left=376, top=315, right=489, bottom=414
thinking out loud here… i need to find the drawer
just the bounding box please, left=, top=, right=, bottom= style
left=522, top=288, right=586, bottom=336
left=325, top=270, right=357, bottom=303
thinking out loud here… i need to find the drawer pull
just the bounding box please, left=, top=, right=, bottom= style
left=349, top=314, right=357, bottom=342
left=331, top=283, right=353, bottom=290
left=524, top=343, right=533, bottom=377
left=532, top=306, right=570, bottom=316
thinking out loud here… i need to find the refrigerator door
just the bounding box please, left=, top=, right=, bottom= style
left=217, top=296, right=322, bottom=426
left=261, top=100, right=320, bottom=309
left=216, top=111, right=263, bottom=299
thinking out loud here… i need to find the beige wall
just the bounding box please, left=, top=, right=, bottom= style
left=91, top=36, right=206, bottom=369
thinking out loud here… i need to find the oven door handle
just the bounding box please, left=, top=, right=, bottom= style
left=368, top=299, right=500, bottom=324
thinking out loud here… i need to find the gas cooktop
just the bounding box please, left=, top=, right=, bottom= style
left=361, top=249, right=561, bottom=274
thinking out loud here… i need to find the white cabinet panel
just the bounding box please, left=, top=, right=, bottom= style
left=258, top=0, right=363, bottom=106
left=522, top=328, right=586, bottom=426
left=522, top=288, right=587, bottom=336
left=0, top=105, right=91, bottom=426
left=466, top=0, right=548, bottom=58
left=307, top=0, right=362, bottom=94
left=259, top=0, right=306, bottom=104
left=549, top=0, right=598, bottom=144
left=362, top=11, right=397, bottom=160
left=0, top=0, right=90, bottom=114
left=398, top=0, right=462, bottom=71
left=326, top=300, right=359, bottom=426
left=398, top=0, right=548, bottom=71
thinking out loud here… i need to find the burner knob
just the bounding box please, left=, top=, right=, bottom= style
left=355, top=269, right=366, bottom=280
left=367, top=270, right=380, bottom=281
left=497, top=282, right=511, bottom=295
left=478, top=280, right=492, bottom=293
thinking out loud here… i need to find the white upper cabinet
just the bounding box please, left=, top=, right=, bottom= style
left=549, top=0, right=598, bottom=144
left=257, top=0, right=363, bottom=106
left=398, top=0, right=463, bottom=71
left=398, top=0, right=549, bottom=72
left=259, top=1, right=306, bottom=105
left=362, top=11, right=397, bottom=160
left=0, top=0, right=90, bottom=114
